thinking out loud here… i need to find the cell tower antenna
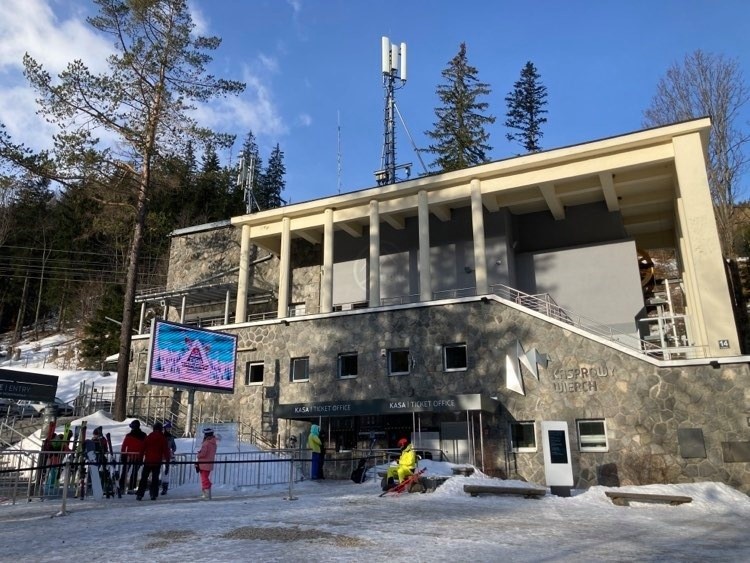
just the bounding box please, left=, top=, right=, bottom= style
left=237, top=154, right=260, bottom=214
left=375, top=36, right=411, bottom=186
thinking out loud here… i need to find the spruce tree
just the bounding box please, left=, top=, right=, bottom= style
left=423, top=43, right=495, bottom=172
left=259, top=144, right=286, bottom=210
left=504, top=61, right=548, bottom=153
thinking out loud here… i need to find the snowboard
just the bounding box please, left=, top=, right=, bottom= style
left=86, top=450, right=104, bottom=500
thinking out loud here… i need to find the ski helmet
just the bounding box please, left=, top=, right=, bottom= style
left=129, top=420, right=141, bottom=429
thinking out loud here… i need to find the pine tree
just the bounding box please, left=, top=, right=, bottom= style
left=423, top=43, right=495, bottom=172
left=79, top=284, right=124, bottom=367
left=505, top=61, right=548, bottom=153
left=259, top=144, right=286, bottom=210
left=20, top=0, right=244, bottom=420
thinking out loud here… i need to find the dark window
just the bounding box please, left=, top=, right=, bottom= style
left=245, top=362, right=264, bottom=385
left=510, top=421, right=536, bottom=452
left=290, top=357, right=309, bottom=382
left=388, top=349, right=410, bottom=375
left=443, top=343, right=467, bottom=371
left=338, top=352, right=358, bottom=378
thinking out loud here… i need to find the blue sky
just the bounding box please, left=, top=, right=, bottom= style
left=1, top=0, right=749, bottom=205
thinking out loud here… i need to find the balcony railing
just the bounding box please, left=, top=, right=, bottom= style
left=177, top=284, right=704, bottom=360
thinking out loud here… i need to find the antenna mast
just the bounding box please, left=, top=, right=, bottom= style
left=375, top=37, right=411, bottom=186
left=337, top=110, right=342, bottom=194
left=237, top=155, right=260, bottom=214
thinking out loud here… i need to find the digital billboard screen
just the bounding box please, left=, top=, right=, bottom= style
left=146, top=320, right=238, bottom=394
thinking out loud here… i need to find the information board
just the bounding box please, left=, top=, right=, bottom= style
left=541, top=421, right=573, bottom=487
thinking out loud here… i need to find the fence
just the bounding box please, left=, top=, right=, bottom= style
left=0, top=448, right=302, bottom=505
left=0, top=445, right=442, bottom=505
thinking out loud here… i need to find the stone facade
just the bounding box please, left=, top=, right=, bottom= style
left=128, top=297, right=750, bottom=494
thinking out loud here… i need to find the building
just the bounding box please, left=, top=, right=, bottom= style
left=129, top=118, right=750, bottom=492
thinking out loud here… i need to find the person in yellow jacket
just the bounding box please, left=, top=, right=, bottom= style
left=385, top=437, right=416, bottom=489
left=307, top=424, right=323, bottom=480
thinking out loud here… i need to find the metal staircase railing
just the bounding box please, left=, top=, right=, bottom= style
left=488, top=283, right=706, bottom=360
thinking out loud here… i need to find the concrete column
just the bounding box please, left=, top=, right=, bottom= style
left=673, top=132, right=740, bottom=356
left=369, top=200, right=381, bottom=307
left=138, top=302, right=146, bottom=334
left=277, top=217, right=291, bottom=319
left=224, top=289, right=231, bottom=325
left=180, top=295, right=186, bottom=323
left=321, top=208, right=334, bottom=313
left=235, top=224, right=251, bottom=323
left=470, top=179, right=489, bottom=294
left=418, top=190, right=432, bottom=301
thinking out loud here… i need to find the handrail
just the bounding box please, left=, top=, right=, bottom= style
left=488, top=283, right=706, bottom=359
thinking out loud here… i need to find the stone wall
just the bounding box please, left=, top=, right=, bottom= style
left=167, top=225, right=240, bottom=290
left=128, top=294, right=750, bottom=494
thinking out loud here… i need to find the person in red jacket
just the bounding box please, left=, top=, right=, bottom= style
left=196, top=427, right=218, bottom=499
left=136, top=422, right=171, bottom=501
left=120, top=420, right=146, bottom=494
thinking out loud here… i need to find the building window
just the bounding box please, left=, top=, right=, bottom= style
left=388, top=349, right=410, bottom=376
left=338, top=352, right=358, bottom=379
left=510, top=421, right=536, bottom=452
left=290, top=357, right=309, bottom=382
left=577, top=419, right=608, bottom=452
left=245, top=361, right=264, bottom=385
left=443, top=343, right=467, bottom=372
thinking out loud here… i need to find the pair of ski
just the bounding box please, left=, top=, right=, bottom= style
left=379, top=467, right=427, bottom=497
left=89, top=432, right=119, bottom=499
left=69, top=422, right=119, bottom=500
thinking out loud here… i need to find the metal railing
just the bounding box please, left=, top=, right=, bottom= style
left=139, top=282, right=707, bottom=363
left=488, top=283, right=706, bottom=359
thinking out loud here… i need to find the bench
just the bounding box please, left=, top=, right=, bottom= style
left=464, top=484, right=547, bottom=498
left=451, top=466, right=475, bottom=476
left=604, top=491, right=693, bottom=506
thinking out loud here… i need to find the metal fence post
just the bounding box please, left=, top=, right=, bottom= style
left=283, top=435, right=298, bottom=501
left=55, top=457, right=72, bottom=517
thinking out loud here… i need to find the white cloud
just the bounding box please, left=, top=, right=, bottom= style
left=0, top=0, right=112, bottom=74
left=0, top=85, right=56, bottom=150
left=192, top=67, right=287, bottom=140
left=297, top=113, right=312, bottom=127
left=287, top=0, right=303, bottom=16
left=258, top=54, right=279, bottom=74
left=0, top=0, right=113, bottom=151
left=188, top=0, right=210, bottom=36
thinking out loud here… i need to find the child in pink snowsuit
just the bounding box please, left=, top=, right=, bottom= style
left=196, top=428, right=217, bottom=499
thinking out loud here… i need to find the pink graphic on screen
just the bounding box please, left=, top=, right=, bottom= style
left=148, top=321, right=237, bottom=392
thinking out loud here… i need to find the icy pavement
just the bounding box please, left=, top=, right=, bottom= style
left=1, top=477, right=749, bottom=562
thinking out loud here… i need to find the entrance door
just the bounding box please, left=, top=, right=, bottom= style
left=441, top=422, right=471, bottom=464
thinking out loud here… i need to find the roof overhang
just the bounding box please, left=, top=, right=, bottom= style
left=232, top=118, right=710, bottom=253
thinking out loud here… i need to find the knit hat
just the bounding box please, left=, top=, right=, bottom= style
left=163, top=421, right=172, bottom=430
left=93, top=426, right=103, bottom=435
left=129, top=420, right=141, bottom=429
left=152, top=422, right=163, bottom=432
left=203, top=428, right=214, bottom=436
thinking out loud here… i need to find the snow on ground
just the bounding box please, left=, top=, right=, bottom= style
left=0, top=474, right=748, bottom=562
left=2, top=331, right=750, bottom=561
left=0, top=330, right=116, bottom=404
